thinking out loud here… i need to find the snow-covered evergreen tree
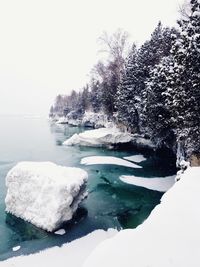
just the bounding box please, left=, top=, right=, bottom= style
left=146, top=0, right=200, bottom=159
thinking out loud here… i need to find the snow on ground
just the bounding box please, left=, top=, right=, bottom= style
left=131, top=134, right=155, bottom=150
left=0, top=229, right=117, bottom=267
left=123, top=154, right=147, bottom=163
left=5, top=162, right=88, bottom=232
left=68, top=119, right=82, bottom=127
left=83, top=167, right=200, bottom=267
left=63, top=127, right=132, bottom=147
left=81, top=156, right=142, bottom=169
left=82, top=111, right=109, bottom=128
left=120, top=175, right=175, bottom=192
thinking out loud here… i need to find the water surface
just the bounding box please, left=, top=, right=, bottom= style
left=0, top=116, right=176, bottom=260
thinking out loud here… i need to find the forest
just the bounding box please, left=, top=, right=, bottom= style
left=50, top=0, right=200, bottom=163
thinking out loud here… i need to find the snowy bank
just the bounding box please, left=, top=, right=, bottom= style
left=83, top=167, right=200, bottom=267
left=81, top=156, right=142, bottom=169
left=56, top=117, right=68, bottom=124
left=0, top=229, right=117, bottom=267
left=120, top=175, right=175, bottom=192
left=63, top=128, right=132, bottom=147
left=5, top=162, right=88, bottom=232
left=131, top=134, right=155, bottom=150
left=82, top=112, right=109, bottom=128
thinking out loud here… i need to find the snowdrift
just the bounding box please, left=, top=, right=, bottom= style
left=0, top=229, right=117, bottom=267
left=83, top=167, right=200, bottom=267
left=63, top=127, right=132, bottom=147
left=5, top=162, right=88, bottom=232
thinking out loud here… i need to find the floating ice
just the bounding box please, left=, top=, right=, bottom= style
left=81, top=156, right=142, bottom=169
left=120, top=175, right=175, bottom=192
left=54, top=229, right=66, bottom=235
left=5, top=162, right=88, bottom=232
left=12, top=246, right=21, bottom=252
left=123, top=154, right=147, bottom=163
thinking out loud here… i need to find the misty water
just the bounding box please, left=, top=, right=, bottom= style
left=0, top=116, right=176, bottom=260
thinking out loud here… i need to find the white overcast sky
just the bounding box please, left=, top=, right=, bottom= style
left=0, top=0, right=184, bottom=116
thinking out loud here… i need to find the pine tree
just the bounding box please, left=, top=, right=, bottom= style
left=115, top=44, right=140, bottom=131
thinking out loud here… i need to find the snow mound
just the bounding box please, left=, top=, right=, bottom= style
left=5, top=162, right=88, bottom=232
left=63, top=128, right=132, bottom=147
left=81, top=156, right=142, bottom=169
left=120, top=175, right=175, bottom=192
left=0, top=229, right=117, bottom=267
left=123, top=154, right=147, bottom=163
left=83, top=167, right=200, bottom=267
left=131, top=134, right=155, bottom=150
left=82, top=112, right=109, bottom=128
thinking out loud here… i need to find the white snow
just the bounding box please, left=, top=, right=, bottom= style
left=123, top=154, right=147, bottom=163
left=83, top=167, right=200, bottom=267
left=81, top=156, right=142, bottom=169
left=68, top=119, right=82, bottom=127
left=0, top=229, right=117, bottom=267
left=120, top=175, right=175, bottom=192
left=54, top=229, right=66, bottom=235
left=63, top=127, right=132, bottom=147
left=131, top=134, right=155, bottom=149
left=5, top=162, right=88, bottom=232
left=12, top=246, right=21, bottom=252
left=82, top=112, right=109, bottom=128
left=56, top=117, right=68, bottom=124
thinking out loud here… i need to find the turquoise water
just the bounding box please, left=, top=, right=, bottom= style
left=0, top=116, right=176, bottom=260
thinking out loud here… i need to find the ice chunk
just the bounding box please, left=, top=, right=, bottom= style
left=63, top=128, right=132, bottom=147
left=120, top=175, right=175, bottom=192
left=54, top=229, right=66, bottom=235
left=12, top=246, right=21, bottom=252
left=5, top=162, right=88, bottom=232
left=81, top=156, right=142, bottom=169
left=123, top=154, right=147, bottom=163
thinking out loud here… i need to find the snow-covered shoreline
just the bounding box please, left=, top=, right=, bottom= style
left=83, top=167, right=200, bottom=267
left=0, top=229, right=118, bottom=267
left=63, top=127, right=132, bottom=147
left=2, top=166, right=200, bottom=267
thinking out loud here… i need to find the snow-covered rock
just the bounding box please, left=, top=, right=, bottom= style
left=120, top=175, right=175, bottom=192
left=81, top=156, right=142, bottom=169
left=82, top=112, right=109, bottom=128
left=63, top=128, right=132, bottom=147
left=68, top=119, right=82, bottom=127
left=83, top=167, right=200, bottom=267
left=56, top=117, right=68, bottom=124
left=5, top=162, right=88, bottom=232
left=131, top=134, right=155, bottom=150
